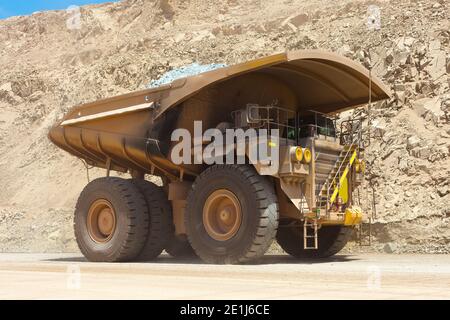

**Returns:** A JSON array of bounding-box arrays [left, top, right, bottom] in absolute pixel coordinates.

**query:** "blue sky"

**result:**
[[0, 1, 117, 19]]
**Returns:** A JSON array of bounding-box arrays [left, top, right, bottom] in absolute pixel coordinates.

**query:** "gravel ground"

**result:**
[[0, 253, 449, 299]]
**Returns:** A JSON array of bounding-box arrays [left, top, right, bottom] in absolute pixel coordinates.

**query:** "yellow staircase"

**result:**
[[317, 144, 359, 211], [305, 116, 365, 249]]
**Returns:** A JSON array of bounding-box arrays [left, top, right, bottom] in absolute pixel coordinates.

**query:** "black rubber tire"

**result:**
[[74, 177, 149, 262], [276, 223, 354, 259], [185, 165, 279, 264], [131, 179, 172, 261], [165, 234, 197, 258]]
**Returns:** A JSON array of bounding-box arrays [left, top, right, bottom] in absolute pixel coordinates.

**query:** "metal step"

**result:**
[[303, 219, 318, 250]]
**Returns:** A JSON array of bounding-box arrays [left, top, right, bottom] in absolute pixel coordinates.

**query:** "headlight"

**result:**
[[291, 147, 303, 162], [302, 148, 312, 164]]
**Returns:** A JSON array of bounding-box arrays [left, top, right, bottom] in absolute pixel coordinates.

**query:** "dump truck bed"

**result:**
[[48, 50, 390, 178]]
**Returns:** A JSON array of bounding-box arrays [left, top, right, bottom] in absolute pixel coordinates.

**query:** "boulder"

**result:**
[[383, 242, 398, 253], [437, 186, 449, 197], [281, 13, 309, 28], [396, 36, 415, 51], [410, 146, 431, 159], [412, 97, 444, 124], [290, 14, 309, 27], [371, 118, 387, 136], [406, 135, 421, 150], [425, 50, 446, 81]]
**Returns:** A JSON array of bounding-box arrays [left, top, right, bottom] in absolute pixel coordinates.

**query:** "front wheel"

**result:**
[[185, 165, 279, 264]]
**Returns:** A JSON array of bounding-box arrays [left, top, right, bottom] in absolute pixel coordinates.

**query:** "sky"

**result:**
[[0, 0, 117, 19]]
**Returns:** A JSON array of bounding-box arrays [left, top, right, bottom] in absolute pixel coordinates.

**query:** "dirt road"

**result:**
[[0, 253, 448, 299]]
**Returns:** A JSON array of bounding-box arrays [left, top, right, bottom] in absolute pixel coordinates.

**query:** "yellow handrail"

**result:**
[[329, 149, 357, 205]]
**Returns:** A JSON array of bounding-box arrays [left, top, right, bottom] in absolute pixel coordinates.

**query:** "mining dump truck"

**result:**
[[48, 50, 390, 264]]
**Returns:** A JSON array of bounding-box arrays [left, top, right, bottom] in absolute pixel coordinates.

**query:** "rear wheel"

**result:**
[[131, 179, 172, 261], [276, 223, 354, 258], [185, 165, 279, 264], [74, 177, 149, 262]]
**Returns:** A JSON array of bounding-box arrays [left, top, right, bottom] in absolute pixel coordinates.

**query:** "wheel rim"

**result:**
[[87, 199, 116, 243], [203, 189, 242, 241]]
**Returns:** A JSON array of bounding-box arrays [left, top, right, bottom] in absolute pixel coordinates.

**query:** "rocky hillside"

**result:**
[[0, 0, 448, 253]]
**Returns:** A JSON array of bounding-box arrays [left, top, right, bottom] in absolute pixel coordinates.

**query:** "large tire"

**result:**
[[185, 165, 279, 264], [131, 179, 172, 261], [276, 223, 354, 258], [74, 177, 149, 262]]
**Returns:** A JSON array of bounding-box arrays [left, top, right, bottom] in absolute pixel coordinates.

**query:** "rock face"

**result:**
[[0, 0, 448, 253]]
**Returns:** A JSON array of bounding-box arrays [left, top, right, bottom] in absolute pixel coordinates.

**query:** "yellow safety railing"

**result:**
[[328, 149, 358, 205]]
